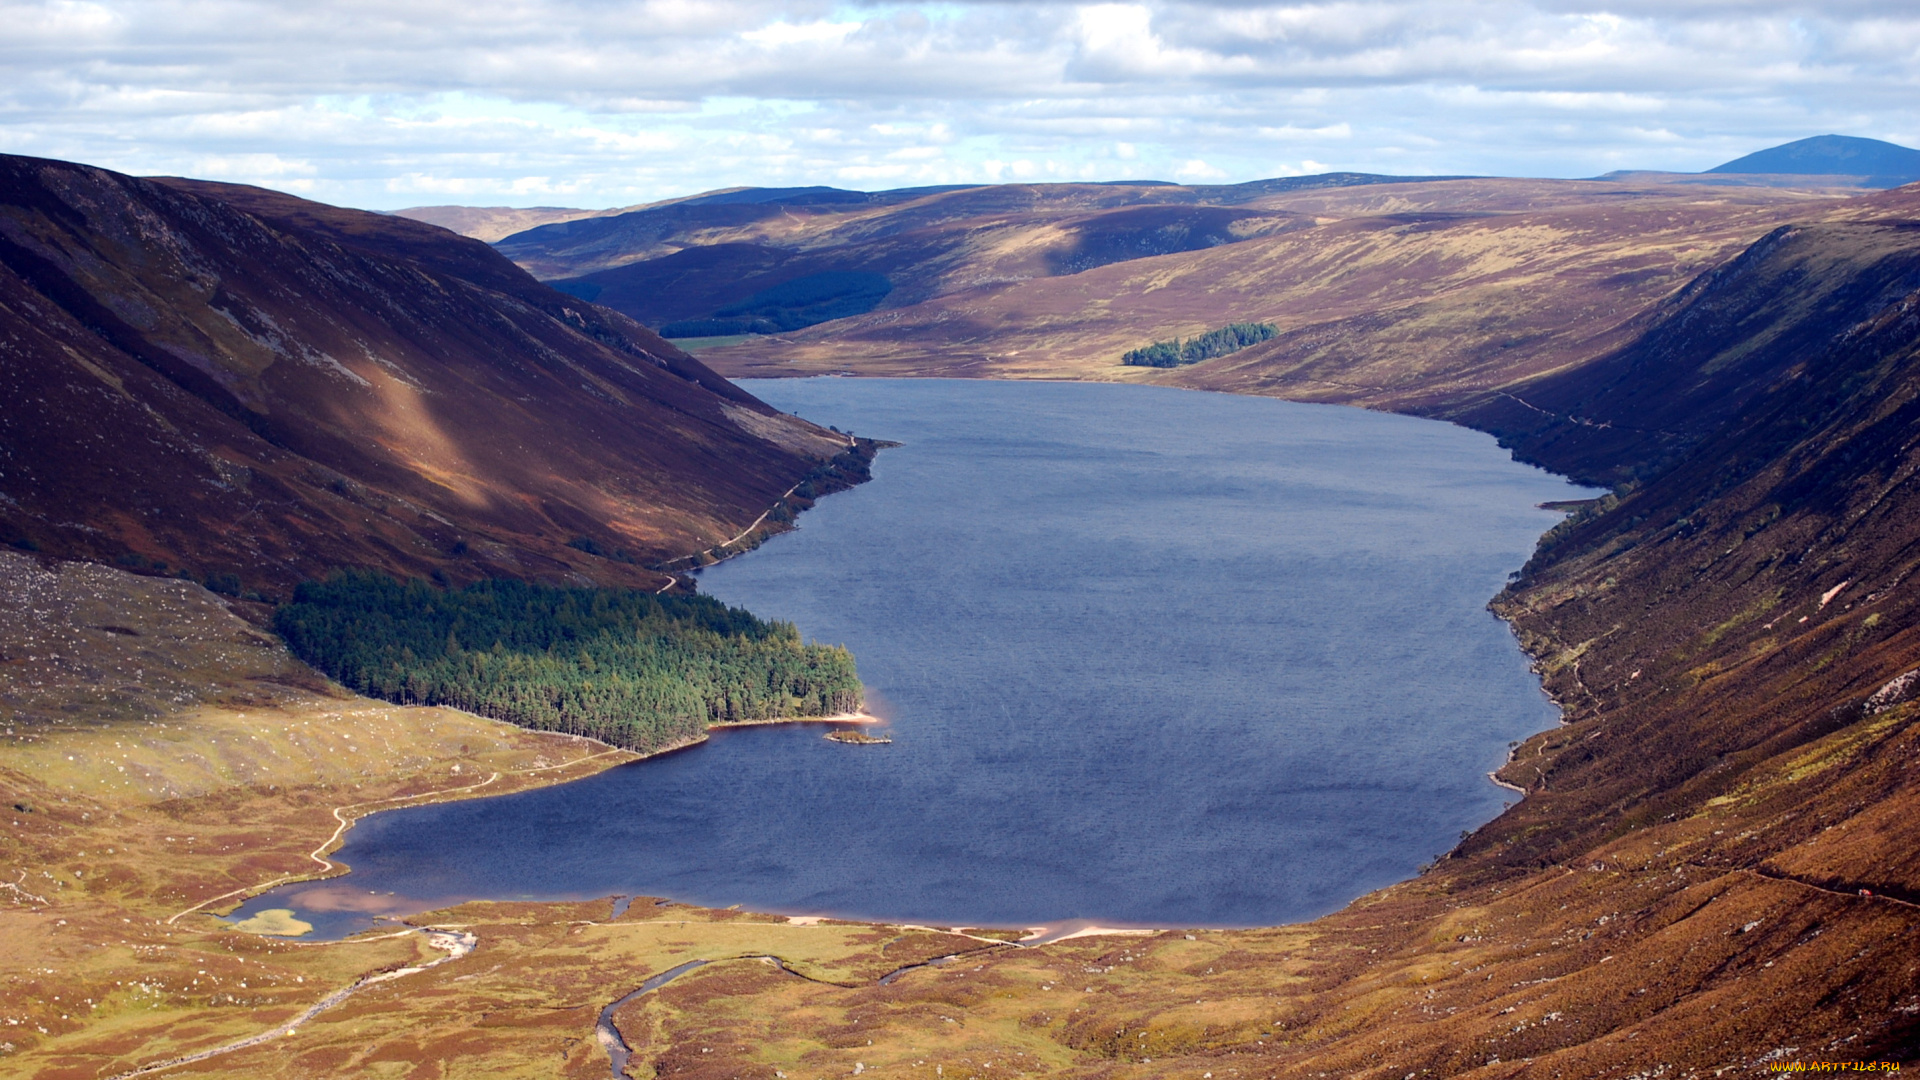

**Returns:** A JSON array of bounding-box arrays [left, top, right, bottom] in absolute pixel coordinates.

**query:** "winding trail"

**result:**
[[167, 746, 629, 925], [719, 480, 805, 551], [1737, 865, 1920, 911], [2, 869, 48, 906], [103, 929, 477, 1080]]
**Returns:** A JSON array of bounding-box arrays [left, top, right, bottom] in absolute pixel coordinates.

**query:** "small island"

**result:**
[[824, 729, 892, 745]]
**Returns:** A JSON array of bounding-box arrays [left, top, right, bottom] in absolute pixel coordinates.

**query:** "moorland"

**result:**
[[4, 139, 1920, 1077]]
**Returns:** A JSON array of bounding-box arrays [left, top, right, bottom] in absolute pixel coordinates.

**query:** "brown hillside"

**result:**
[[0, 155, 850, 598], [493, 174, 1458, 279], [494, 175, 1488, 333], [389, 204, 619, 243], [557, 203, 1314, 332], [698, 178, 1836, 393]]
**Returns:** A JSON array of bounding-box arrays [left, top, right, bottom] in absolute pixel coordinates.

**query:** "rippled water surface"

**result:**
[[238, 379, 1593, 937]]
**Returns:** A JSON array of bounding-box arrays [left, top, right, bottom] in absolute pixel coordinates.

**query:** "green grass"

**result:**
[[667, 334, 758, 351]]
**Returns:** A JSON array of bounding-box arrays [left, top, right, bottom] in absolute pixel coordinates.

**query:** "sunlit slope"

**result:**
[[698, 178, 1834, 399], [390, 204, 621, 243], [0, 154, 847, 597], [507, 183, 1333, 334]]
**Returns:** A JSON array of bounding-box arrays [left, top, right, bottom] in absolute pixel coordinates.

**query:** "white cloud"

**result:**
[[1174, 157, 1228, 179], [741, 19, 862, 47], [0, 0, 1913, 207]]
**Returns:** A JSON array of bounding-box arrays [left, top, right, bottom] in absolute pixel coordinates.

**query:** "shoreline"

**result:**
[[209, 710, 888, 930], [190, 729, 640, 921], [709, 711, 883, 729], [609, 710, 886, 762]]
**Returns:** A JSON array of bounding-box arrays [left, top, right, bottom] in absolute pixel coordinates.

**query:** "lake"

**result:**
[[234, 379, 1593, 937]]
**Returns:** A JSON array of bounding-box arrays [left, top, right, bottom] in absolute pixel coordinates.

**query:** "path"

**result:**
[[103, 929, 476, 1079], [167, 745, 628, 925]]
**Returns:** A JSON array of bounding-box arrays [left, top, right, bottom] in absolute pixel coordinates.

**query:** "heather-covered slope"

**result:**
[[549, 202, 1315, 336], [1459, 199, 1920, 877], [389, 204, 616, 243], [496, 173, 1458, 277], [698, 177, 1833, 393], [495, 174, 1480, 335], [0, 155, 851, 597], [1449, 193, 1920, 484]]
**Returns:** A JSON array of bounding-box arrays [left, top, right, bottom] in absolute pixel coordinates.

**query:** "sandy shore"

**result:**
[[710, 711, 884, 729], [1018, 920, 1162, 945]]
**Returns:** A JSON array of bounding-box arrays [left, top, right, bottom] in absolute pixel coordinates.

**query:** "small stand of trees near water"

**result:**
[[275, 572, 863, 753], [1122, 322, 1278, 368]]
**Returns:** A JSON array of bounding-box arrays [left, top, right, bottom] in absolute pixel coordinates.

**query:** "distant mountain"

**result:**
[[1707, 134, 1920, 187], [0, 154, 853, 597], [391, 204, 618, 242], [673, 184, 979, 208]]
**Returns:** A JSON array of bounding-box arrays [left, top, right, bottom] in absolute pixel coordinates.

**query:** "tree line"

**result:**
[[275, 571, 863, 753], [1122, 322, 1278, 367]]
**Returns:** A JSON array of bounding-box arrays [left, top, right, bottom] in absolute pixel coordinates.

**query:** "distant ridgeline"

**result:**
[[276, 572, 863, 753], [1122, 323, 1277, 368]]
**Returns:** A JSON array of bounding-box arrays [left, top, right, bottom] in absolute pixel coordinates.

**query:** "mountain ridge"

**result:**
[[0, 154, 851, 598]]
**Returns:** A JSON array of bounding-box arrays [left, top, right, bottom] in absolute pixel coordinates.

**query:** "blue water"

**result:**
[[235, 379, 1593, 937]]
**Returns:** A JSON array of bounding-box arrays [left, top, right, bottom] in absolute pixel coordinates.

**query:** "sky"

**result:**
[[2, 0, 1916, 210]]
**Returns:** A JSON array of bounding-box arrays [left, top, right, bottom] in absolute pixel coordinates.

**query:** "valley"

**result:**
[[4, 147, 1920, 1079]]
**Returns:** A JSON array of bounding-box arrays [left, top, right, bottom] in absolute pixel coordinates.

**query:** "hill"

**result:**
[[387, 204, 618, 243], [695, 176, 1836, 394], [1708, 134, 1920, 187], [0, 154, 855, 598], [489, 173, 1467, 335]]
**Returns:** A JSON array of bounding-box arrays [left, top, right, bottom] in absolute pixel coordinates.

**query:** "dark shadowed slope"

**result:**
[[1449, 195, 1920, 485], [0, 155, 851, 597]]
